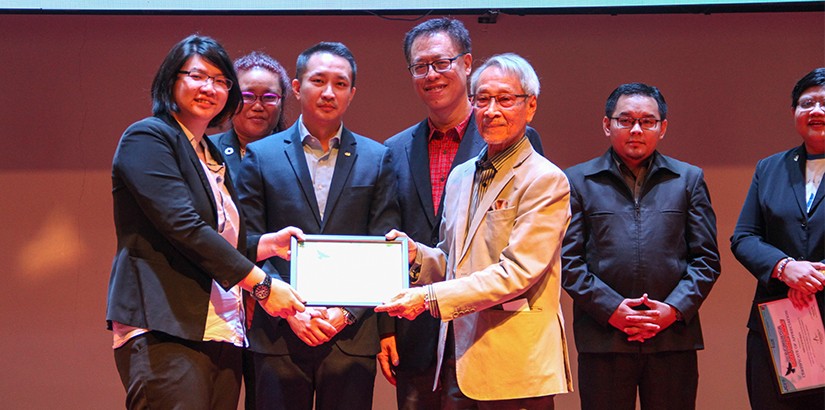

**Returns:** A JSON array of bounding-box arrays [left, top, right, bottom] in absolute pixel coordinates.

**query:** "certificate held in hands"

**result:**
[[758, 297, 825, 395], [290, 235, 409, 307]]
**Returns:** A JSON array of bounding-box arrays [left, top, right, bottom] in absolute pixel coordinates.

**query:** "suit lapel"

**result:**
[[457, 142, 531, 261], [452, 164, 475, 265], [205, 135, 245, 247], [179, 126, 219, 224], [455, 119, 486, 167], [284, 125, 323, 227], [435, 117, 484, 219], [811, 180, 825, 215], [322, 127, 357, 230], [408, 121, 437, 224], [797, 146, 825, 215], [788, 147, 808, 215], [214, 130, 243, 183]]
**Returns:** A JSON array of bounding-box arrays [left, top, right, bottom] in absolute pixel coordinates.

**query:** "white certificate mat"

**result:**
[[290, 235, 409, 306], [758, 297, 825, 395]]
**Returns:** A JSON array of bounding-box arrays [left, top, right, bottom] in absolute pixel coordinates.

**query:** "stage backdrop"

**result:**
[[0, 10, 822, 409]]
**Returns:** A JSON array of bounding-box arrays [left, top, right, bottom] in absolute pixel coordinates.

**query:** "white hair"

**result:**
[[470, 53, 540, 97]]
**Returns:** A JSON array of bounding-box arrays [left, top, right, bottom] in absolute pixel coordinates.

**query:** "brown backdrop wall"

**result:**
[[0, 10, 822, 409]]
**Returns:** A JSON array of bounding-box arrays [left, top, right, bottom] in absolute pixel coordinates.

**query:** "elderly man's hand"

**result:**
[[375, 287, 428, 320]]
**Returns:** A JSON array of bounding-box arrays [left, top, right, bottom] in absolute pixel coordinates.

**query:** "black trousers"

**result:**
[[578, 350, 698, 410], [395, 365, 441, 410], [746, 330, 825, 410], [242, 348, 256, 409], [113, 331, 243, 410], [252, 344, 376, 410]]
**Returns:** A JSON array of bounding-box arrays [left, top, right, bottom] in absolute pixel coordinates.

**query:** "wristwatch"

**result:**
[[252, 275, 272, 301], [340, 308, 357, 325]]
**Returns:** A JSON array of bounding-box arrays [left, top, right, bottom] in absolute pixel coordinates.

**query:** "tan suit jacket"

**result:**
[[414, 139, 574, 401]]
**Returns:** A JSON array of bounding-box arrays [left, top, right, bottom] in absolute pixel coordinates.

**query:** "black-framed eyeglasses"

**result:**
[[610, 116, 661, 130], [178, 70, 233, 90], [408, 53, 467, 78], [242, 92, 282, 106], [470, 93, 530, 109]]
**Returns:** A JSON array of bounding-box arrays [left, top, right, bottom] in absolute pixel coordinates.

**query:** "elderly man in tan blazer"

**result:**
[[377, 53, 573, 409]]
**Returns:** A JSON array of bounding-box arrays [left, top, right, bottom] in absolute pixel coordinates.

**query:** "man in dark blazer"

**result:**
[[380, 18, 543, 409], [237, 42, 400, 410], [561, 83, 720, 410]]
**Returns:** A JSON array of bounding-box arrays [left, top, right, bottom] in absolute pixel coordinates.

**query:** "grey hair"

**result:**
[[470, 53, 540, 97]]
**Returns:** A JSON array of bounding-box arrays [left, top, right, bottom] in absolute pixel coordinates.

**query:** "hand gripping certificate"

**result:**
[[290, 235, 409, 306], [758, 297, 825, 395]]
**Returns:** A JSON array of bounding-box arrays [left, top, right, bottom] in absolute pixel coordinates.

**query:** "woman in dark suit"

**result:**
[[209, 51, 290, 182], [731, 67, 825, 410], [106, 34, 306, 409], [207, 48, 292, 410]]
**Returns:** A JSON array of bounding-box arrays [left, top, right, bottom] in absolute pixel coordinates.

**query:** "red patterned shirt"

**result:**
[[428, 112, 472, 214]]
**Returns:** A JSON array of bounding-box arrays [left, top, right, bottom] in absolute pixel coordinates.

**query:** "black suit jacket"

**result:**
[[238, 122, 401, 356], [383, 116, 544, 371], [208, 129, 243, 182], [562, 149, 720, 353], [731, 145, 825, 332], [106, 116, 258, 341]]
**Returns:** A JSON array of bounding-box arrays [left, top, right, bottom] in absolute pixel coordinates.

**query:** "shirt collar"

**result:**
[[476, 135, 528, 173], [610, 148, 654, 180], [177, 119, 222, 169], [176, 119, 199, 151], [427, 110, 472, 142], [298, 115, 342, 150]]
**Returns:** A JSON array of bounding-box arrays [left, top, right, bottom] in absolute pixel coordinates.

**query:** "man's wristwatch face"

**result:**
[[252, 275, 271, 300], [342, 309, 356, 325]]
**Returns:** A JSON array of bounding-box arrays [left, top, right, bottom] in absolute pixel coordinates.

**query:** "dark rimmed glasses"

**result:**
[[408, 53, 467, 78], [178, 69, 233, 90], [241, 92, 282, 106], [610, 116, 661, 130], [471, 93, 530, 109]]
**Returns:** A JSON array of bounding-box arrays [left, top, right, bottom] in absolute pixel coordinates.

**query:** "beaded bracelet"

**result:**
[[776, 257, 795, 281]]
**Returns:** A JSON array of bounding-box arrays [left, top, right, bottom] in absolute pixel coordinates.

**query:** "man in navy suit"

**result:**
[[237, 42, 400, 410], [380, 18, 543, 409]]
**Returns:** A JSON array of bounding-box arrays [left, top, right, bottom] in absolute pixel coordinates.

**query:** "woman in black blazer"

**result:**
[[731, 68, 825, 410], [208, 51, 291, 183], [106, 35, 306, 409]]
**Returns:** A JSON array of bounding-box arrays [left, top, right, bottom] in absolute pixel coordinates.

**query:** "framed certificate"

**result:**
[[758, 297, 825, 395], [290, 234, 409, 306]]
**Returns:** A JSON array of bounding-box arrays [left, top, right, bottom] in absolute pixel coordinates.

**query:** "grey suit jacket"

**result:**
[[415, 138, 573, 400], [383, 116, 544, 371]]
